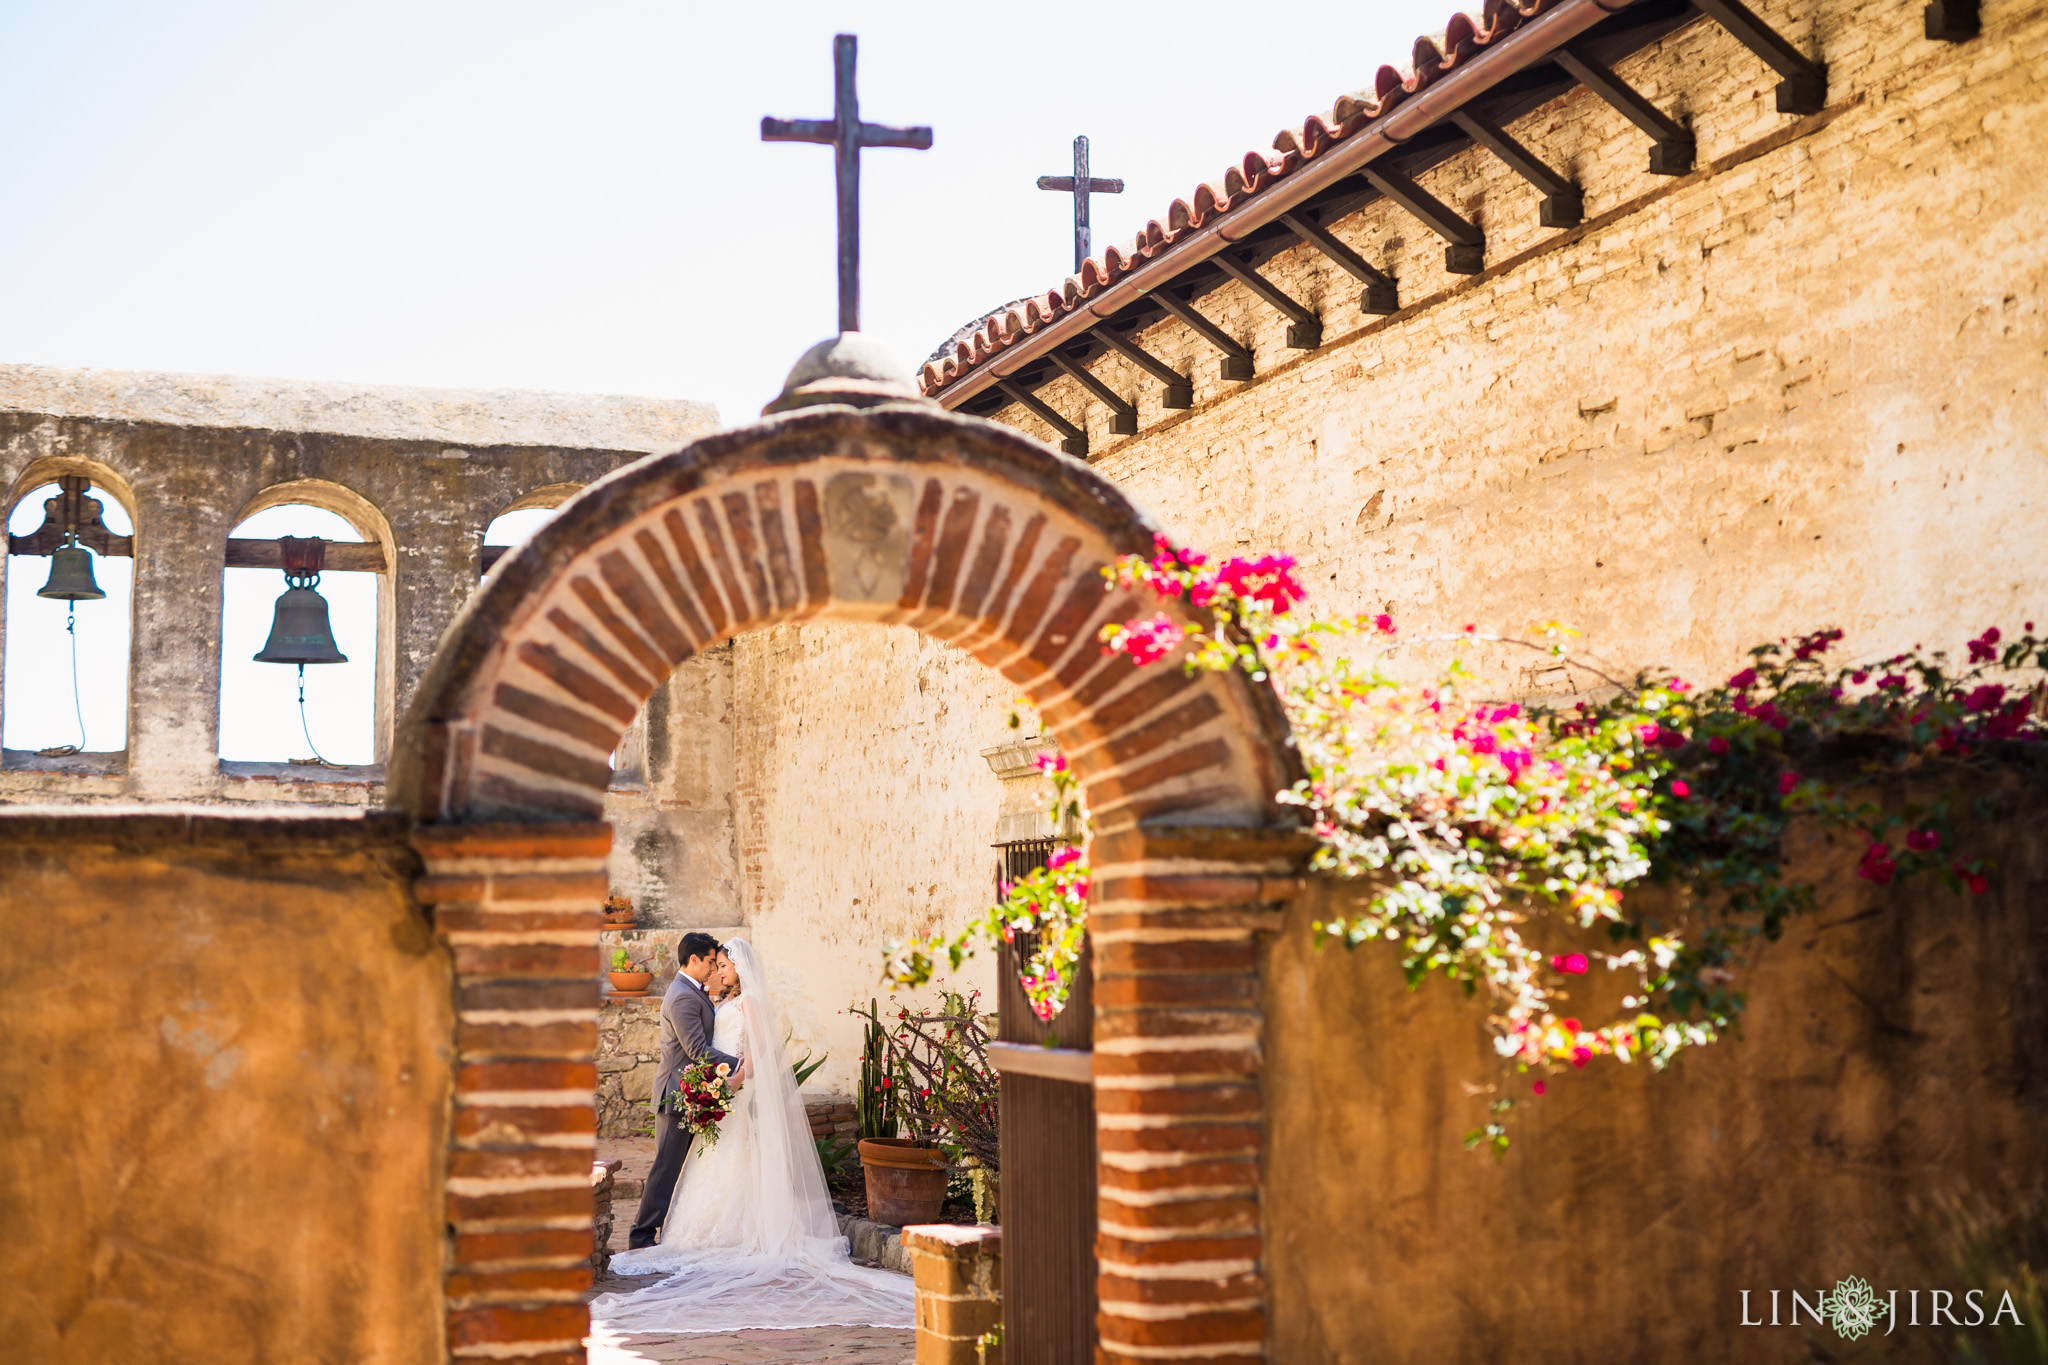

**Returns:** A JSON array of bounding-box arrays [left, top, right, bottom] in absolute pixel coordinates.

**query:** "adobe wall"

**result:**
[[1259, 801, 2048, 1363], [0, 808, 451, 1365]]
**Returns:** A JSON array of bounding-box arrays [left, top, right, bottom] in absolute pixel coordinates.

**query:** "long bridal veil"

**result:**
[[590, 937, 915, 1334]]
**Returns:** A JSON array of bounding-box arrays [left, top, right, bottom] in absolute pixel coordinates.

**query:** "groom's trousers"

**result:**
[[628, 1104, 694, 1248]]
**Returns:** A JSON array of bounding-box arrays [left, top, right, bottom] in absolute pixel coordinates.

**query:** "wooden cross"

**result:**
[[1037, 135, 1124, 274], [762, 34, 932, 335]]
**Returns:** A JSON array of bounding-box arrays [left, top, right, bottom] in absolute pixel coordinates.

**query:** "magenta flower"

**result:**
[[1728, 668, 1758, 690], [1571, 1046, 1593, 1069], [1109, 613, 1185, 666], [1708, 736, 1730, 756], [1669, 780, 1691, 799], [1963, 684, 2007, 713], [1034, 752, 1069, 774], [1905, 828, 1940, 852], [1047, 845, 1084, 870], [1531, 1080, 1547, 1096], [1550, 953, 1589, 975], [1373, 613, 1396, 634], [1968, 627, 2002, 664], [1777, 772, 1800, 795], [1856, 842, 1897, 885]]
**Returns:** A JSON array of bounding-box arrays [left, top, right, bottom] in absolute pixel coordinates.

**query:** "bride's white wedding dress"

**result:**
[[593, 938, 914, 1334]]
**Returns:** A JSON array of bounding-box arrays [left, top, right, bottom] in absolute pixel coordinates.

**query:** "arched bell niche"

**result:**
[[392, 399, 1303, 1365]]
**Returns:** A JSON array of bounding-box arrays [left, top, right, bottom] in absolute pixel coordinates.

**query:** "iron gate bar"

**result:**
[[1361, 166, 1486, 274], [1210, 253, 1323, 350], [1554, 41, 1696, 174], [1278, 210, 1399, 315], [1046, 350, 1139, 435], [1691, 0, 1827, 114], [1448, 109, 1585, 227], [1150, 289, 1255, 381], [1090, 327, 1195, 408], [995, 379, 1088, 457], [1924, 0, 1979, 41]]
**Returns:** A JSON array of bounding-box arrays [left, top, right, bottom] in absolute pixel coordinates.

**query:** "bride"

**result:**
[[594, 937, 915, 1333]]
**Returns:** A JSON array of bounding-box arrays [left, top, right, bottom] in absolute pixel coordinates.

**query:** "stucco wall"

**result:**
[[731, 621, 1012, 1097], [1260, 803, 2048, 1363], [0, 809, 451, 1365]]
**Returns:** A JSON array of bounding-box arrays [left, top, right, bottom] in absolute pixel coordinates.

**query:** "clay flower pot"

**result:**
[[608, 970, 653, 994], [604, 909, 638, 926], [857, 1138, 949, 1226]]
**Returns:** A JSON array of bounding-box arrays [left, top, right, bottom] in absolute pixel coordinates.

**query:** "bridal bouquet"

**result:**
[[674, 1058, 736, 1148]]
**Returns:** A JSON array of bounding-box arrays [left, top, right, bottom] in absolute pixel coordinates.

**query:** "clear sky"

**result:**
[[0, 0, 1421, 758]]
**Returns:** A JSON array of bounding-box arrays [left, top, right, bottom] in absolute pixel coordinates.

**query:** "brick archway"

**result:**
[[393, 403, 1300, 1365]]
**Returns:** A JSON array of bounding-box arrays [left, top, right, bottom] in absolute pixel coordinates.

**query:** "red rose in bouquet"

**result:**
[[675, 1057, 737, 1148]]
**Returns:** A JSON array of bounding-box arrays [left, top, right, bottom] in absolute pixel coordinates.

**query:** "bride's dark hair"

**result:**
[[713, 947, 743, 1002]]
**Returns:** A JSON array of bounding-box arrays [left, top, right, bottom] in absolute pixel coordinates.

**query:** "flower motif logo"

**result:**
[[1824, 1276, 1886, 1341]]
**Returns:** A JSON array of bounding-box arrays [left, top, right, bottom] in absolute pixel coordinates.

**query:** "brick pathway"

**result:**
[[589, 1139, 915, 1365]]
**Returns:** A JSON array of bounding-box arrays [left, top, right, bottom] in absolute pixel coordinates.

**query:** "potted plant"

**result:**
[[603, 893, 638, 927], [607, 946, 653, 996], [850, 994, 996, 1226]]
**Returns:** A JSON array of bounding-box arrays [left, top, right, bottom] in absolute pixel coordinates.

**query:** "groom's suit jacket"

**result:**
[[653, 972, 741, 1113]]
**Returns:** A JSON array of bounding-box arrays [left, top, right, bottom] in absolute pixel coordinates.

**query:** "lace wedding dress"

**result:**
[[593, 938, 914, 1333]]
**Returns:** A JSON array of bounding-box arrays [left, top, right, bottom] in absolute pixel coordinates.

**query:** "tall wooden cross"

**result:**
[[1037, 135, 1124, 273], [762, 34, 932, 335]]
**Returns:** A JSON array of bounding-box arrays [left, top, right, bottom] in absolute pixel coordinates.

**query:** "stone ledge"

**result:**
[[837, 1211, 913, 1275]]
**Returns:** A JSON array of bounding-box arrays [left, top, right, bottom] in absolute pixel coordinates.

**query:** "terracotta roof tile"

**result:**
[[919, 0, 1565, 398]]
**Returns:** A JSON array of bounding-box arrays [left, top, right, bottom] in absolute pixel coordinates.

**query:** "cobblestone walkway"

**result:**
[[588, 1139, 915, 1365]]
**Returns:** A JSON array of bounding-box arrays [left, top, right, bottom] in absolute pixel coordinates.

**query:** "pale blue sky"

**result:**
[[0, 0, 1420, 757]]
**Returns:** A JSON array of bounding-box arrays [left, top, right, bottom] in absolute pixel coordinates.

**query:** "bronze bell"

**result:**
[[253, 535, 347, 666], [38, 543, 106, 601]]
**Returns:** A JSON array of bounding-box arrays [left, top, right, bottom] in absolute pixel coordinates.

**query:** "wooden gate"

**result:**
[[994, 926, 1097, 1362]]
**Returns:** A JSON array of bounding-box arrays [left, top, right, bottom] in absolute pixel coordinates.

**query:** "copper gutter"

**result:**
[[939, 0, 1642, 411]]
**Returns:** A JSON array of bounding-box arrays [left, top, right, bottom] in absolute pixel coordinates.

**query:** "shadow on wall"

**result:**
[[1261, 798, 2048, 1365]]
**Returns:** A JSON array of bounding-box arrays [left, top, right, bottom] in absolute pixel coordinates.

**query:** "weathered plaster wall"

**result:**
[[1259, 797, 2048, 1363], [990, 0, 2048, 684], [731, 621, 1013, 1097], [0, 808, 450, 1365]]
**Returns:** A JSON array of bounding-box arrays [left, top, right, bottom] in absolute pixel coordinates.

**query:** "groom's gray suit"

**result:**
[[629, 970, 742, 1248]]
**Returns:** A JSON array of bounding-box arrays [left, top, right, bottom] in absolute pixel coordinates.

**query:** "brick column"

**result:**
[[1088, 826, 1305, 1365], [905, 1224, 1003, 1365], [414, 823, 611, 1365]]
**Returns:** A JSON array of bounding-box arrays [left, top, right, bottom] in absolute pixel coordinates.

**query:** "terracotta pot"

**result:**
[[607, 970, 653, 993], [857, 1138, 948, 1226], [604, 910, 637, 926]]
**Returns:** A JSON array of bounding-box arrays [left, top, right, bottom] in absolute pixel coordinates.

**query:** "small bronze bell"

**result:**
[[253, 536, 347, 665], [38, 542, 107, 601]]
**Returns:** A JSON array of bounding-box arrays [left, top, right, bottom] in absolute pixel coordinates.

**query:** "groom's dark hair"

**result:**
[[678, 931, 721, 966]]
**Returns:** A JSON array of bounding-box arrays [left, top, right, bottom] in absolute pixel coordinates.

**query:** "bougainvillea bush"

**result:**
[[886, 531, 2048, 1149]]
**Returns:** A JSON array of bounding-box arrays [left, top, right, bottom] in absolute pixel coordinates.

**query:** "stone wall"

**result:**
[[988, 0, 2048, 685], [0, 807, 450, 1364], [1259, 796, 2048, 1363]]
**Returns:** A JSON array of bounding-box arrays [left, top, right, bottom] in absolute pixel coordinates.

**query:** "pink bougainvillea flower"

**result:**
[[1046, 845, 1084, 870], [1531, 1080, 1547, 1096], [1728, 667, 1758, 690], [1708, 736, 1730, 756], [1850, 670, 1869, 685], [1214, 554, 1308, 615], [1669, 779, 1691, 799], [1955, 863, 1990, 895], [1638, 722, 1662, 744], [1905, 828, 1940, 852], [1963, 684, 2007, 713], [1778, 771, 1800, 795], [1462, 623, 1477, 634], [1856, 842, 1897, 885], [1105, 613, 1185, 666], [1499, 747, 1535, 781], [1968, 627, 2002, 664], [1034, 752, 1068, 774], [1373, 613, 1396, 634], [1878, 674, 1908, 692], [1561, 1018, 1581, 1034], [1550, 953, 1589, 975]]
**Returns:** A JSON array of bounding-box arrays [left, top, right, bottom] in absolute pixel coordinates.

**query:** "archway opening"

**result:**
[[2, 479, 134, 762]]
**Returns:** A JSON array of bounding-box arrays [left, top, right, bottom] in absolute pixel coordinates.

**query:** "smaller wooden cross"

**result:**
[[1037, 135, 1124, 274], [762, 34, 932, 335]]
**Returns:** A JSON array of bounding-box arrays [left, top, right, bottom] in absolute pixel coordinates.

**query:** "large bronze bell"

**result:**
[[253, 535, 347, 665], [38, 543, 106, 601]]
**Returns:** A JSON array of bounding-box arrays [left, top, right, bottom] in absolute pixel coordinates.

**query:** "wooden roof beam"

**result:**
[[1449, 110, 1583, 227], [1091, 327, 1194, 409], [1693, 0, 1827, 113], [1362, 167, 1485, 275], [225, 538, 388, 572], [1554, 42, 1695, 175], [1211, 253, 1322, 350], [1279, 210, 1398, 316], [1152, 290, 1254, 381], [995, 378, 1089, 457], [1046, 350, 1139, 436]]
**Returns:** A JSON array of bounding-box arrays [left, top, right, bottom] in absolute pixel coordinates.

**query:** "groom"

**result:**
[[628, 931, 746, 1249]]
